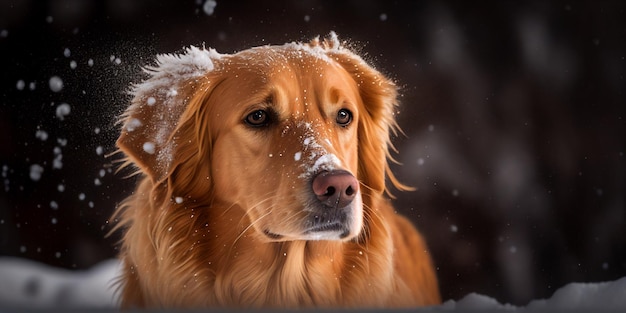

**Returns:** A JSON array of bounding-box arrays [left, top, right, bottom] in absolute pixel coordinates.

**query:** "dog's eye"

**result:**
[[245, 110, 270, 127], [336, 109, 353, 126]]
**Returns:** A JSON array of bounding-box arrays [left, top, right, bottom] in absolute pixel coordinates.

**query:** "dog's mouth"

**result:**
[[305, 222, 351, 239], [306, 222, 345, 233], [263, 225, 351, 241], [262, 211, 354, 242]]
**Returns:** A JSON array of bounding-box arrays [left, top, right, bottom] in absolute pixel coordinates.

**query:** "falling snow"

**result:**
[[29, 164, 44, 181], [109, 55, 121, 65], [125, 118, 142, 132], [49, 76, 63, 92], [35, 130, 49, 141], [55, 103, 71, 120], [16, 80, 25, 90], [142, 142, 156, 155], [203, 0, 217, 16], [52, 147, 63, 169]]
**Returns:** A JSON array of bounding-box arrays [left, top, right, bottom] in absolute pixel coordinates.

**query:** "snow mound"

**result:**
[[527, 277, 626, 310], [441, 276, 626, 310]]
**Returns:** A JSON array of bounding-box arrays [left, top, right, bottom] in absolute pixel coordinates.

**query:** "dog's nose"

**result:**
[[312, 170, 359, 209]]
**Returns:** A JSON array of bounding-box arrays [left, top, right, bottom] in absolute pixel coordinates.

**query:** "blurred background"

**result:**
[[0, 0, 623, 306]]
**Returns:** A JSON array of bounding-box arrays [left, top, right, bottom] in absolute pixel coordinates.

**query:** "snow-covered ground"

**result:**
[[0, 257, 624, 310], [0, 257, 120, 309]]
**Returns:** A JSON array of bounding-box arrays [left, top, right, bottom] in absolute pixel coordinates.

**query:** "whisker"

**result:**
[[359, 199, 384, 244], [359, 181, 376, 194], [220, 202, 238, 218], [231, 209, 273, 247], [234, 195, 275, 226]]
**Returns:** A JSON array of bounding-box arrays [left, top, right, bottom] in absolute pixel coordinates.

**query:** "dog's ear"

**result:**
[[316, 33, 410, 195], [117, 46, 221, 183]]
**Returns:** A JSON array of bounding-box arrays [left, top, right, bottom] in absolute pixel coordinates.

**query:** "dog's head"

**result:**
[[117, 33, 404, 242]]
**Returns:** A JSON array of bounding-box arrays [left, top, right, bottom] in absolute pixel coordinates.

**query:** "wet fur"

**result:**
[[112, 34, 440, 308]]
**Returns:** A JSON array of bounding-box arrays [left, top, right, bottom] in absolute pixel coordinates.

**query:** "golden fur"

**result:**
[[112, 33, 440, 308]]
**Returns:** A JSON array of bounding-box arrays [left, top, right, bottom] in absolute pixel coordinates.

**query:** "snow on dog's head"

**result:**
[[117, 46, 222, 179], [296, 121, 342, 180]]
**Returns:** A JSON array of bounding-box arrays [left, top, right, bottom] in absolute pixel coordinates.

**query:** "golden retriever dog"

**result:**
[[112, 32, 440, 308]]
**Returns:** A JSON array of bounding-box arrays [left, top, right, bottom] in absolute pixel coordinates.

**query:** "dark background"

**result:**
[[0, 0, 624, 306]]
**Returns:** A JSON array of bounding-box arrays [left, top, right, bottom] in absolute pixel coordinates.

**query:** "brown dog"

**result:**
[[112, 33, 440, 308]]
